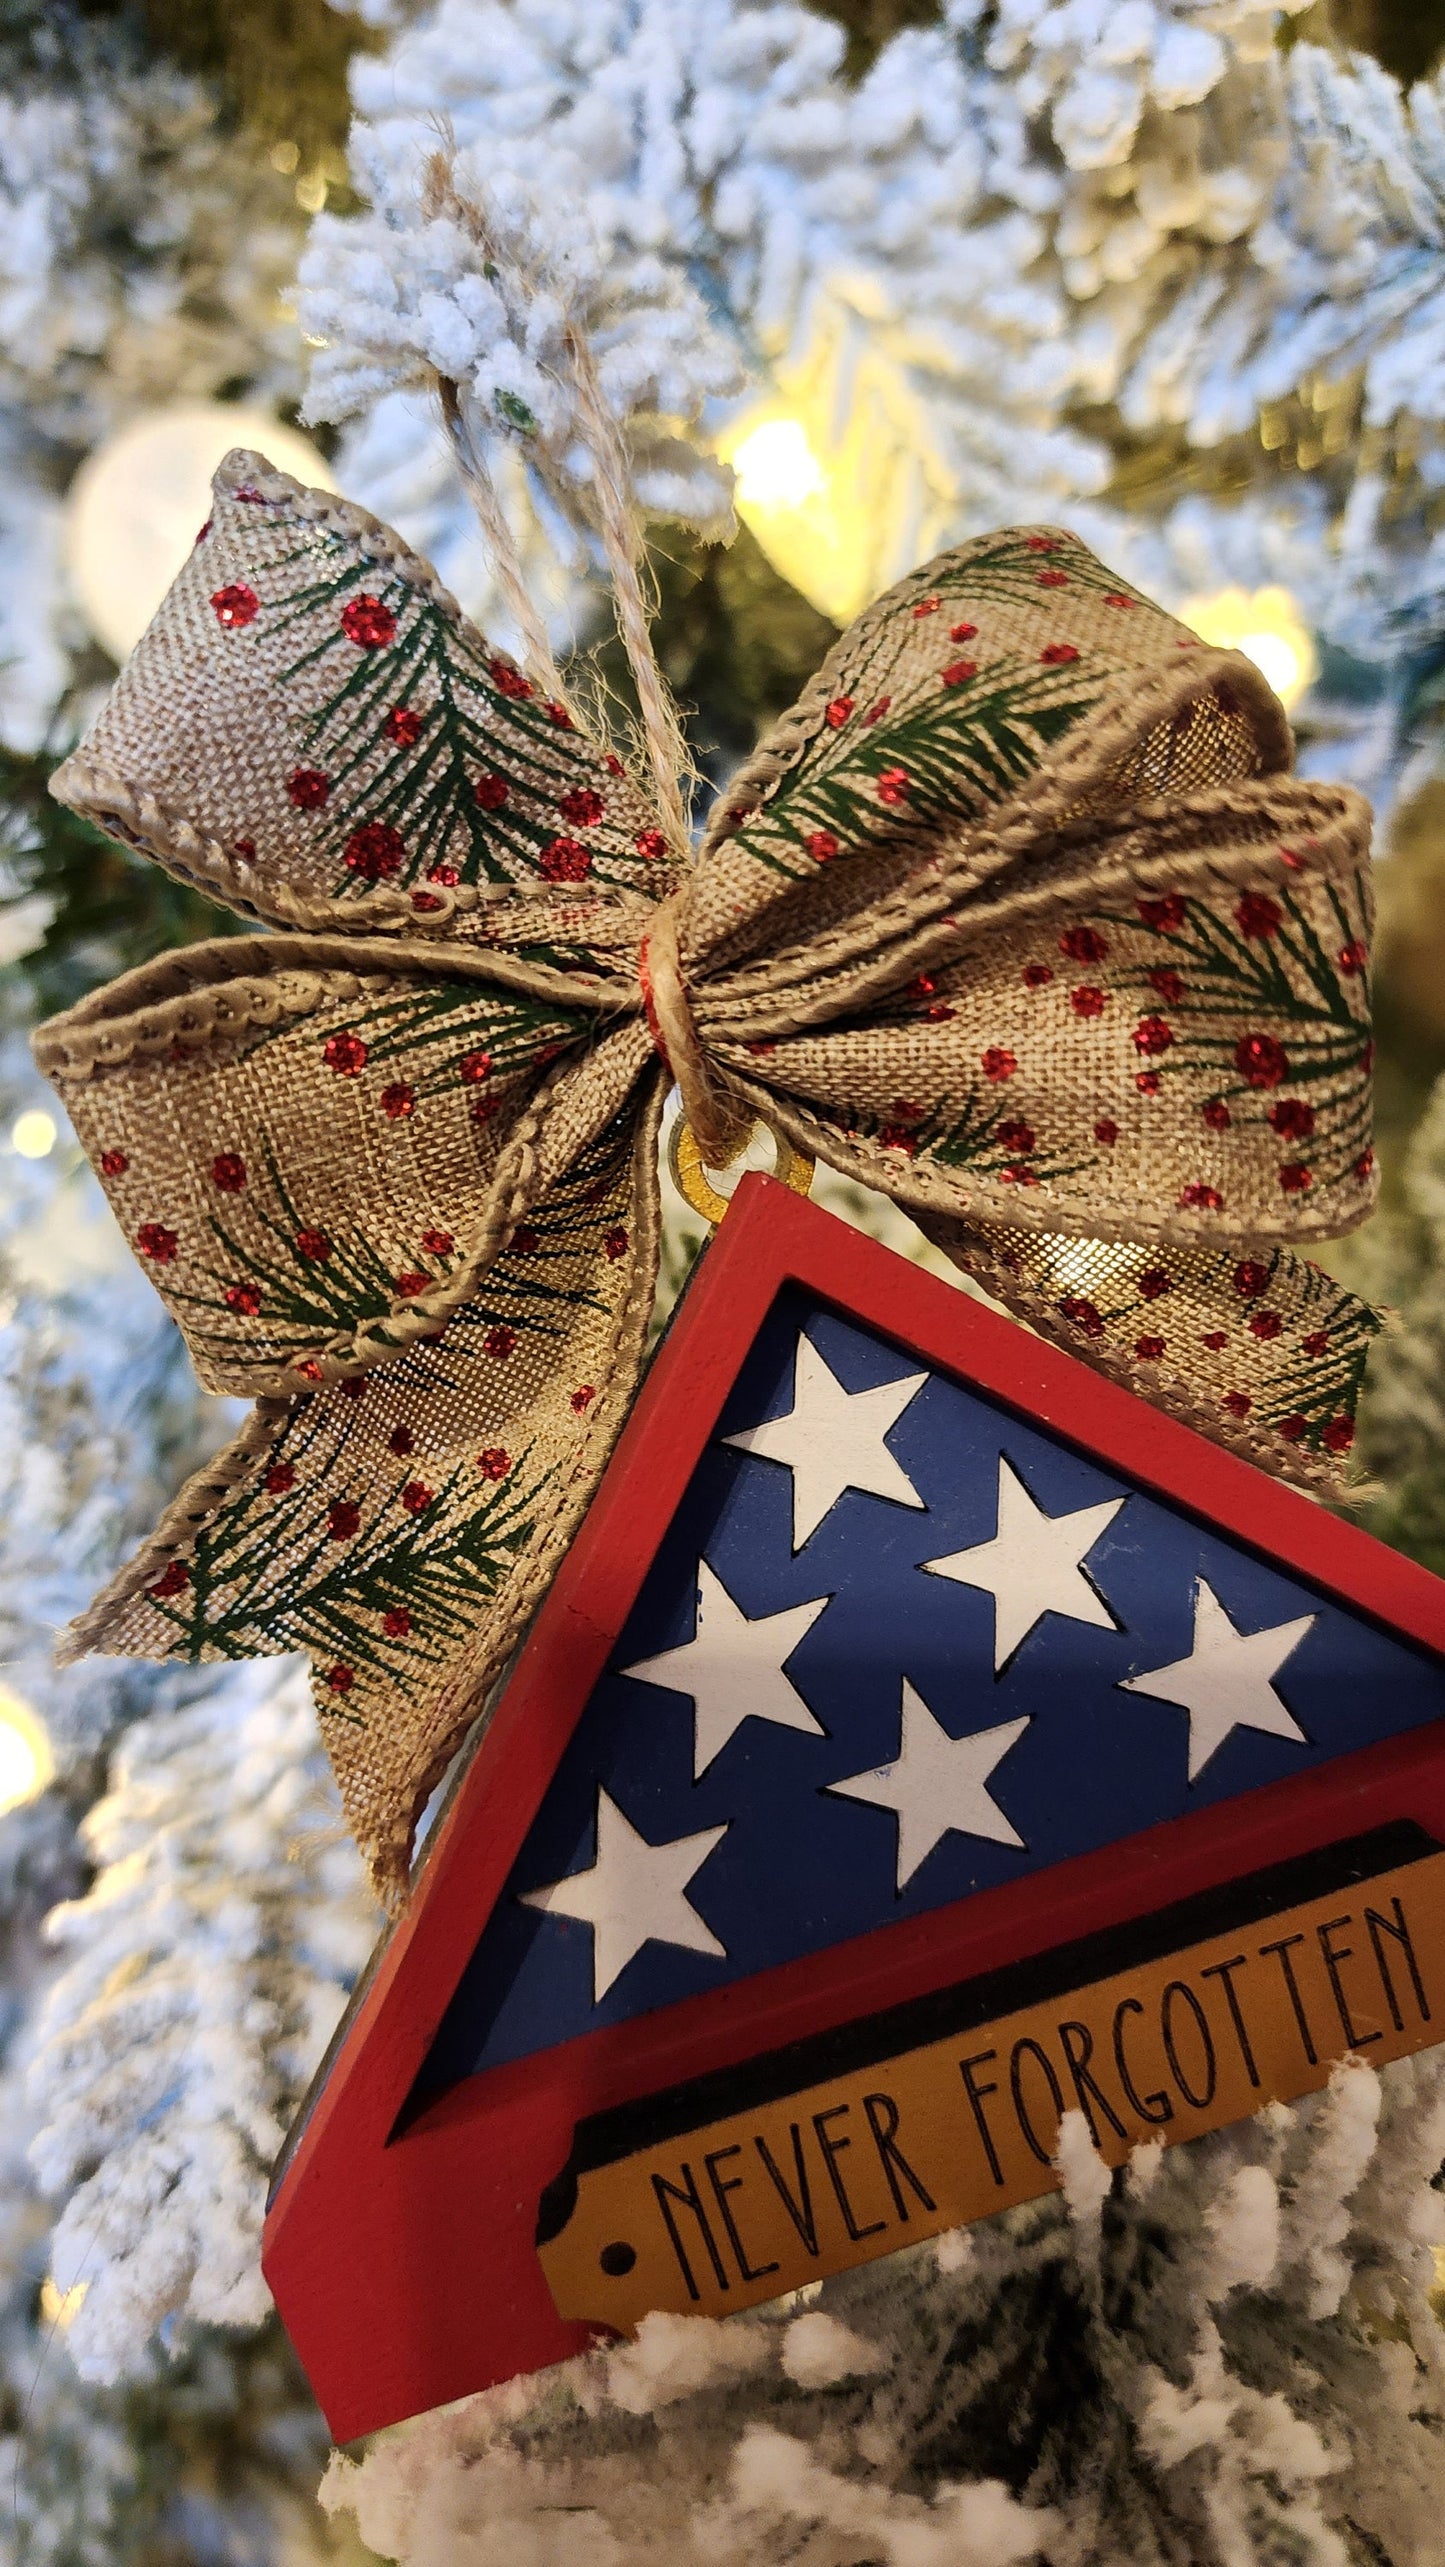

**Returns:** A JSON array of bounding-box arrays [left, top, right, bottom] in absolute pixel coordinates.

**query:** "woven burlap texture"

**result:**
[[35, 450, 1380, 1904]]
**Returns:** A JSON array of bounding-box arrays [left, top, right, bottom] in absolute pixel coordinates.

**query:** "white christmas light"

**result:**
[[0, 1685, 53, 1817], [730, 416, 826, 509], [1180, 584, 1317, 711], [64, 401, 337, 663], [10, 1109, 56, 1158]]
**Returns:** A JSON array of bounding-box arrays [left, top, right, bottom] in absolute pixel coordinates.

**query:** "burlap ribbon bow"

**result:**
[[36, 450, 1381, 1904]]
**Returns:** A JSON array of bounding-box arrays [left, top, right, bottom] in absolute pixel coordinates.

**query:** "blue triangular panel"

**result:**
[[418, 1287, 1445, 2096]]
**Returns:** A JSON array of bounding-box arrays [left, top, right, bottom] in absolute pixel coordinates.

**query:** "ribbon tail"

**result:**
[[59, 1077, 666, 1912], [914, 1213, 1383, 1499]]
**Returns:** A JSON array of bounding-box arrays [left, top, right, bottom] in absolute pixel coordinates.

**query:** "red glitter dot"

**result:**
[[941, 659, 977, 687], [1235, 1032, 1288, 1088], [1338, 940, 1368, 975], [1202, 1098, 1231, 1130], [1233, 1260, 1269, 1299], [635, 829, 669, 861], [460, 1050, 492, 1085], [195, 519, 212, 544], [1138, 1268, 1172, 1300], [486, 1326, 516, 1358], [208, 1157, 247, 1202], [999, 1120, 1036, 1153], [1236, 892, 1282, 940], [287, 767, 330, 810], [1202, 1331, 1227, 1351], [421, 1228, 453, 1257], [1136, 1071, 1162, 1094], [1094, 1118, 1119, 1145], [605, 753, 625, 777], [413, 898, 444, 923], [328, 1500, 361, 1540], [395, 1272, 428, 1298], [477, 1448, 511, 1480], [340, 1376, 366, 1400], [381, 1082, 415, 1120], [344, 822, 404, 881], [1026, 536, 1058, 553], [1133, 1015, 1174, 1056], [571, 1384, 596, 1412], [604, 1226, 629, 1260], [1104, 593, 1136, 609], [510, 1226, 539, 1255], [876, 766, 911, 805], [545, 700, 574, 729], [1071, 986, 1106, 1018], [1278, 1415, 1308, 1442], [1147, 966, 1184, 1004], [1278, 1162, 1313, 1192], [879, 1124, 919, 1155], [1303, 1330, 1330, 1357], [265, 1462, 295, 1494], [1037, 570, 1069, 589], [225, 1282, 261, 1315], [326, 1664, 354, 1694], [1268, 1098, 1315, 1139], [1179, 1182, 1224, 1210], [211, 583, 258, 629], [341, 594, 396, 648], [1060, 927, 1107, 963], [1139, 895, 1186, 932], [863, 696, 891, 725], [233, 839, 256, 863], [401, 1480, 434, 1513], [1059, 1296, 1104, 1339], [136, 1222, 178, 1263], [806, 830, 839, 862], [981, 1047, 1017, 1080], [1023, 963, 1054, 989], [540, 836, 591, 882], [913, 595, 940, 617], [295, 1228, 331, 1263], [825, 696, 854, 728], [388, 1426, 414, 1457], [149, 1560, 191, 1598], [474, 772, 509, 810], [559, 786, 604, 827], [1222, 1391, 1252, 1419], [1354, 1149, 1375, 1181], [385, 705, 423, 747], [295, 1359, 323, 1382], [99, 1148, 129, 1178], [323, 1032, 368, 1077], [950, 621, 977, 642], [428, 862, 459, 886], [1323, 1416, 1355, 1454], [1041, 642, 1080, 664], [491, 660, 531, 699], [1249, 1310, 1283, 1340], [384, 1608, 412, 1638], [1135, 1335, 1165, 1360]]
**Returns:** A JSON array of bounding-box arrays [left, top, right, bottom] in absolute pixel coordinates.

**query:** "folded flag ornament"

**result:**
[[36, 444, 1384, 1905], [261, 1177, 1445, 2439]]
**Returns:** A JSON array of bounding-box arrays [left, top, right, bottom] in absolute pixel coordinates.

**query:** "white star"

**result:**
[[1119, 1580, 1315, 1781], [922, 1454, 1124, 1669], [519, 1789, 728, 2001], [825, 1682, 1028, 1890], [622, 1560, 829, 1776], [723, 1331, 928, 1548]]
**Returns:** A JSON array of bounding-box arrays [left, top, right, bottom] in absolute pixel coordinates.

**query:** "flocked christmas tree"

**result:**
[[10, 0, 1445, 2558]]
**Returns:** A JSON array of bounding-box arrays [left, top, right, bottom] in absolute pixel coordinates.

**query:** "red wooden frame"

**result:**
[[263, 1174, 1445, 2439]]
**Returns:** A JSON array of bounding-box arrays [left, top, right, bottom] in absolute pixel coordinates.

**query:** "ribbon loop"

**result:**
[[640, 896, 751, 1166]]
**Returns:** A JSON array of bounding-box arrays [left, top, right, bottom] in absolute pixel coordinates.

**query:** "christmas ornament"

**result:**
[[63, 402, 336, 663], [36, 446, 1382, 1907], [264, 1175, 1445, 2440]]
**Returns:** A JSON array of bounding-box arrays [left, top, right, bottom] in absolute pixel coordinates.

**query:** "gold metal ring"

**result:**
[[667, 1114, 815, 1226]]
